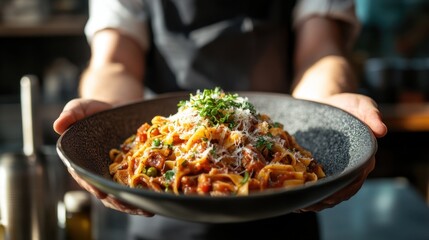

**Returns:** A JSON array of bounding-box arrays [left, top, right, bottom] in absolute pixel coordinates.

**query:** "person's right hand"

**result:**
[[53, 98, 113, 135], [54, 98, 154, 216]]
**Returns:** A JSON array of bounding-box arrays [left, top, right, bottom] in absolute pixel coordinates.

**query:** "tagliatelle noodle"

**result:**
[[109, 88, 326, 196]]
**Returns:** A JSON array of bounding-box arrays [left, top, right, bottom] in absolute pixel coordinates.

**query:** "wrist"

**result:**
[[292, 56, 357, 101], [80, 64, 144, 106]]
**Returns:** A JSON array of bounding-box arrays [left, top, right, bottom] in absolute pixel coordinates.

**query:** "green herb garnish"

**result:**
[[164, 170, 175, 182], [240, 171, 250, 185], [255, 136, 273, 151], [178, 87, 256, 127], [163, 170, 175, 192]]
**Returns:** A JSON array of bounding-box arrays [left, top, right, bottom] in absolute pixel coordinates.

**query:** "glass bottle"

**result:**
[[64, 190, 92, 240]]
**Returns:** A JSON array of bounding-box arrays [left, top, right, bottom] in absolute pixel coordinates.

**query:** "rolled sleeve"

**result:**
[[84, 0, 150, 51], [293, 0, 361, 46]]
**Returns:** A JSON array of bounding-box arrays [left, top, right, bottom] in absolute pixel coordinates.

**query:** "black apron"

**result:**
[[129, 1, 320, 239], [143, 0, 296, 94]]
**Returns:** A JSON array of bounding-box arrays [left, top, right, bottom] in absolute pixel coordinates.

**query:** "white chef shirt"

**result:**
[[84, 0, 360, 93], [85, 0, 360, 52]]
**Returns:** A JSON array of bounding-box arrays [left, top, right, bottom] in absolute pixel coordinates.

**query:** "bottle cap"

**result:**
[[64, 191, 91, 213]]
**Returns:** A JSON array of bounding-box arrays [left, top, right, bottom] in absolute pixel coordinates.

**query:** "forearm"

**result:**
[[79, 29, 146, 106], [291, 17, 358, 101], [79, 64, 144, 106], [292, 55, 357, 100]]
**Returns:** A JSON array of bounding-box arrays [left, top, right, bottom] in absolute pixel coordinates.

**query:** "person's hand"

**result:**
[[53, 98, 113, 135], [319, 93, 387, 138], [54, 98, 154, 216], [67, 167, 154, 216], [299, 92, 387, 212]]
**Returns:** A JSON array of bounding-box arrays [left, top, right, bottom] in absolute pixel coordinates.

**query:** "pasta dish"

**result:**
[[109, 88, 326, 196]]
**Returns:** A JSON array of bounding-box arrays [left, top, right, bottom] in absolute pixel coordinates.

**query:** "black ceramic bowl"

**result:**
[[56, 92, 377, 223]]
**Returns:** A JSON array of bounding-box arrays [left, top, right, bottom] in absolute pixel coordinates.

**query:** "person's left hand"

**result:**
[[299, 92, 387, 212], [319, 93, 387, 138]]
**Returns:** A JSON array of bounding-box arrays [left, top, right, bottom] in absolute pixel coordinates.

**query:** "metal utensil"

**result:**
[[0, 75, 47, 240]]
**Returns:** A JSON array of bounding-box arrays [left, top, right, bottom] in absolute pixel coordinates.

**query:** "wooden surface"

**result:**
[[0, 15, 87, 37], [380, 103, 429, 131]]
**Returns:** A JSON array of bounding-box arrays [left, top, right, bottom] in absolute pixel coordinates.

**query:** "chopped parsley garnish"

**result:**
[[163, 170, 175, 192], [164, 170, 175, 182], [255, 136, 273, 151], [178, 87, 256, 126]]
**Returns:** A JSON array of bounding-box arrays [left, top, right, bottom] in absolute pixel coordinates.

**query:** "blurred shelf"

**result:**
[[380, 103, 429, 132], [0, 15, 87, 37]]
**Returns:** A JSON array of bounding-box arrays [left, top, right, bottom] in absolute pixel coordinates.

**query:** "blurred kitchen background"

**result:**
[[0, 0, 89, 149], [0, 0, 428, 239], [352, 0, 429, 202]]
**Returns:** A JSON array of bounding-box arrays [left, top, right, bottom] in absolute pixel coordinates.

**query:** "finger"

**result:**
[[364, 108, 388, 138], [323, 93, 388, 138], [356, 97, 388, 138], [101, 196, 155, 217], [53, 110, 80, 134], [53, 99, 112, 134], [53, 99, 87, 134], [67, 168, 108, 199], [301, 157, 375, 212]]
